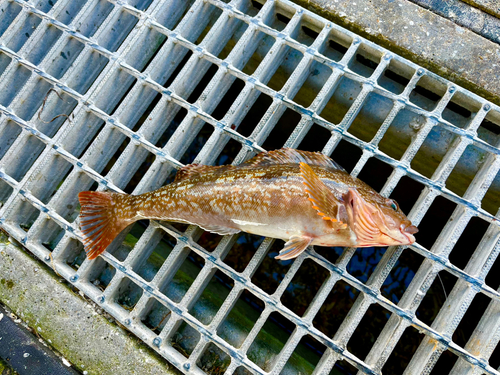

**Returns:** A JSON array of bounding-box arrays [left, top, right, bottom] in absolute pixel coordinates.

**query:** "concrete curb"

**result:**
[[0, 237, 180, 375], [292, 0, 500, 105], [461, 0, 500, 19], [0, 303, 80, 375]]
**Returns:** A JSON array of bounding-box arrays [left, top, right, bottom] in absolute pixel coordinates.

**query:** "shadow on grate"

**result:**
[[188, 269, 235, 326], [170, 320, 201, 358], [218, 289, 265, 349], [247, 311, 294, 372], [382, 326, 424, 374], [141, 297, 172, 335]]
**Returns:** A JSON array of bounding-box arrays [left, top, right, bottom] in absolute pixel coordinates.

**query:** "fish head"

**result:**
[[344, 189, 418, 247]]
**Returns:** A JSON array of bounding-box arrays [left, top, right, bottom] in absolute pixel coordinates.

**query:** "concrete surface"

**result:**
[[0, 303, 80, 375], [408, 0, 500, 44], [293, 0, 500, 105], [462, 0, 500, 19], [0, 234, 181, 375]]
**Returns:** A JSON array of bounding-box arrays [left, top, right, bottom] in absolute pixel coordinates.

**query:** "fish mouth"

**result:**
[[378, 224, 418, 246], [380, 230, 403, 244], [400, 224, 418, 244]]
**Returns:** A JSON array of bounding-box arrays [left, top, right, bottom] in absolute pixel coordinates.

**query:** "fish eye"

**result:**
[[386, 199, 398, 211]]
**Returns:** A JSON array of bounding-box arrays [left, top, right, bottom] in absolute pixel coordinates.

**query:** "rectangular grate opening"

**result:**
[[1, 0, 500, 374]]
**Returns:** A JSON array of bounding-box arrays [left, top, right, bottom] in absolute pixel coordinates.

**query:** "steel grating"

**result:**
[[0, 0, 500, 374]]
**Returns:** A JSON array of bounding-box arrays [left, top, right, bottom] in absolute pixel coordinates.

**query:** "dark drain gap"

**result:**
[[276, 12, 291, 26], [383, 69, 410, 87], [481, 119, 500, 135], [355, 53, 378, 71], [302, 25, 319, 40]]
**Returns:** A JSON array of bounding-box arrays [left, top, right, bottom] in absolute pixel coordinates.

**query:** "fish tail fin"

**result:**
[[78, 191, 135, 259]]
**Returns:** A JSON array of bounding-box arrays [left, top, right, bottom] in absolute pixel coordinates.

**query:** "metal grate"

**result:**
[[1, 0, 500, 374]]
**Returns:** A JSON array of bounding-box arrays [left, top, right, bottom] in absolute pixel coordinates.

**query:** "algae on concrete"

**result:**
[[0, 227, 333, 374], [0, 233, 181, 375], [0, 357, 19, 375]]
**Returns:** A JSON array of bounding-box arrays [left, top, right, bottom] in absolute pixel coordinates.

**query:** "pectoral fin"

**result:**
[[275, 235, 313, 260], [300, 162, 349, 228]]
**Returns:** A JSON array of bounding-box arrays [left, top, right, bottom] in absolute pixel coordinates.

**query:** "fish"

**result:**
[[78, 148, 418, 260]]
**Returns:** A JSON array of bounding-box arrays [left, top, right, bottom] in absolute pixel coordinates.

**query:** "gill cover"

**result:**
[[299, 161, 416, 246], [343, 188, 383, 244], [344, 189, 417, 246]]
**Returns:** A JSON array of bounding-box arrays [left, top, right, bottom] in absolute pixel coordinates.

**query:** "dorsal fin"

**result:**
[[241, 148, 345, 172], [174, 164, 224, 182]]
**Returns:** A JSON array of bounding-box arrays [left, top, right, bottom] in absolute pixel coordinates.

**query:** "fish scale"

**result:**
[[136, 168, 314, 237], [78, 149, 418, 260]]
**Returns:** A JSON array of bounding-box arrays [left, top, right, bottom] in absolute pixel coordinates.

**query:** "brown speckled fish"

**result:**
[[78, 148, 418, 260]]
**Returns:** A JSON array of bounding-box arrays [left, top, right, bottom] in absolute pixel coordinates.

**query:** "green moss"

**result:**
[[0, 231, 8, 243], [123, 232, 139, 247], [0, 357, 19, 375], [0, 245, 177, 375], [0, 278, 14, 289]]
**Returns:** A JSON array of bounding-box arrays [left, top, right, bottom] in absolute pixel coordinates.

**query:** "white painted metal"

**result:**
[[0, 0, 499, 374]]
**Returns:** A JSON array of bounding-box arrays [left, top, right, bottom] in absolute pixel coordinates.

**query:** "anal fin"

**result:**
[[168, 217, 241, 236], [198, 223, 241, 236], [275, 235, 313, 260]]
